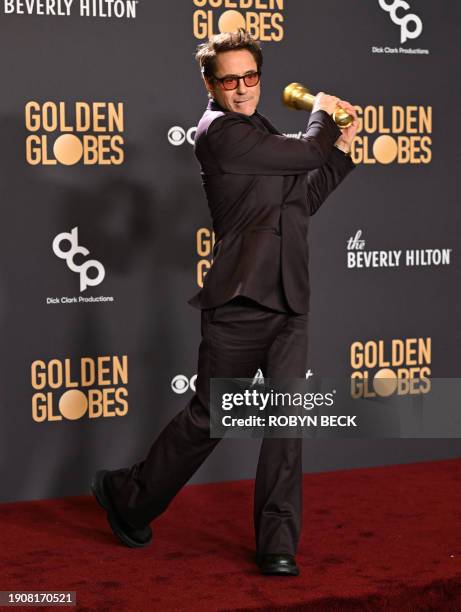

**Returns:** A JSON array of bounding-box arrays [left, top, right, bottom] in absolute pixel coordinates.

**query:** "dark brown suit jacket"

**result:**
[[188, 98, 356, 314]]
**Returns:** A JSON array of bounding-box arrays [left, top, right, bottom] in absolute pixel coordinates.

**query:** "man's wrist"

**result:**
[[334, 141, 351, 156]]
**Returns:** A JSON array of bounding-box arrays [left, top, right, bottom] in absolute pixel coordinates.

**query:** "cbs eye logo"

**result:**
[[171, 374, 197, 394], [167, 126, 197, 146], [52, 227, 105, 291]]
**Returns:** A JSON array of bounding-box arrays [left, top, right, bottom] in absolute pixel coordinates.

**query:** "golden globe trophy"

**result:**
[[282, 82, 353, 128]]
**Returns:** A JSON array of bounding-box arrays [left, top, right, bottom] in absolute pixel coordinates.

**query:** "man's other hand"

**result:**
[[312, 91, 340, 116], [335, 100, 359, 154]]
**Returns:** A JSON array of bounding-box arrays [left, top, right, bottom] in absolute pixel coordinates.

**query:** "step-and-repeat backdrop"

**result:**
[[1, 1, 460, 502]]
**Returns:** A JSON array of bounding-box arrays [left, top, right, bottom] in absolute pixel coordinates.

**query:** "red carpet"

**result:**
[[2, 458, 461, 611]]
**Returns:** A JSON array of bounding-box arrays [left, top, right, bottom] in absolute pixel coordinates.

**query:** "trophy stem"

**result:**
[[282, 82, 353, 128]]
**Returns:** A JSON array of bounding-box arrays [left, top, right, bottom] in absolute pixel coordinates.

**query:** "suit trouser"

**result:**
[[106, 296, 309, 555]]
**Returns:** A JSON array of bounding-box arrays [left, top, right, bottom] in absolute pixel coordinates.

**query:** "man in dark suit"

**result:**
[[91, 29, 358, 576]]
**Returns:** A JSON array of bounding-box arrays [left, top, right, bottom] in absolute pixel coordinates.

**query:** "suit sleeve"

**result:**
[[206, 109, 342, 175], [306, 145, 356, 215]]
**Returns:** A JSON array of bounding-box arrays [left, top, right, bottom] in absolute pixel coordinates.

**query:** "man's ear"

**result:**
[[203, 75, 214, 96]]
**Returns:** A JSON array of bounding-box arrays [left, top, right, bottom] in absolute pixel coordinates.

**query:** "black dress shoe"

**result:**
[[91, 469, 152, 548], [257, 553, 300, 576]]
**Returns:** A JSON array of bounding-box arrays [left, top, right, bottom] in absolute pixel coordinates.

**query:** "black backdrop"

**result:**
[[1, 0, 460, 503]]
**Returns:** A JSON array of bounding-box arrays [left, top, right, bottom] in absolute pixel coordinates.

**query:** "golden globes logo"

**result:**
[[192, 0, 284, 42], [31, 355, 128, 422], [350, 337, 431, 398], [351, 105, 432, 164], [196, 227, 215, 287], [25, 101, 125, 165]]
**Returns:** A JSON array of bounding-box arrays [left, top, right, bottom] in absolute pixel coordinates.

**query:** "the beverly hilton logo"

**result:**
[[350, 337, 431, 398], [346, 230, 452, 269], [25, 101, 125, 165], [3, 1, 138, 18], [192, 0, 284, 41]]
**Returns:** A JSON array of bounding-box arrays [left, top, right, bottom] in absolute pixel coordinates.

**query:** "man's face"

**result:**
[[205, 49, 261, 116]]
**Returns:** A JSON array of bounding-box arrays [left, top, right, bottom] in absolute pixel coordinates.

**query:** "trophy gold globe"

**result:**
[[282, 82, 353, 129]]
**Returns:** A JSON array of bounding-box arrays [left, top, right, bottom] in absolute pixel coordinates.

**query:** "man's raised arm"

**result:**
[[205, 108, 341, 176]]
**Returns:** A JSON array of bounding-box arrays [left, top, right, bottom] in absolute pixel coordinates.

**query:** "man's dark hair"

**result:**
[[195, 28, 263, 80]]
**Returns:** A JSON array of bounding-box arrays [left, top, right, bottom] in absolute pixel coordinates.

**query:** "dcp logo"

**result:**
[[171, 374, 197, 394], [52, 227, 105, 291], [378, 0, 422, 43], [167, 126, 197, 146]]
